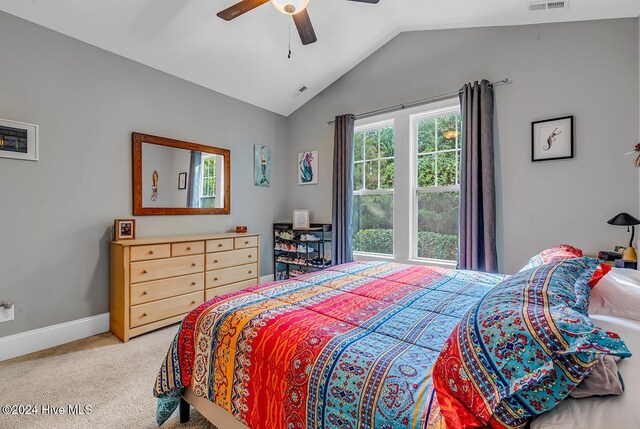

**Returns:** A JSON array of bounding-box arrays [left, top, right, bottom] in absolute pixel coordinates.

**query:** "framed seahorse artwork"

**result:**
[[298, 150, 318, 185], [531, 116, 573, 162]]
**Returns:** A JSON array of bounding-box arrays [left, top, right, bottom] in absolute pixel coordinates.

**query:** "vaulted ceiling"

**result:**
[[0, 0, 638, 116]]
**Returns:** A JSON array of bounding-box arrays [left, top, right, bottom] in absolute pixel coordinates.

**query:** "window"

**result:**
[[352, 122, 394, 255], [414, 109, 461, 261], [200, 155, 217, 208], [351, 99, 461, 264]]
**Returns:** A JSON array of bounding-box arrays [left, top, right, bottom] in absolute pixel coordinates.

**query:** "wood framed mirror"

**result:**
[[132, 133, 230, 215]]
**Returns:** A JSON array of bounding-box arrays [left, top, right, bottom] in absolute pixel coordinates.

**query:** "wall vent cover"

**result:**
[[527, 0, 568, 11]]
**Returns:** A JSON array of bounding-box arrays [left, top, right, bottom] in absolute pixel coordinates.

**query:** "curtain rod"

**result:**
[[327, 78, 510, 125]]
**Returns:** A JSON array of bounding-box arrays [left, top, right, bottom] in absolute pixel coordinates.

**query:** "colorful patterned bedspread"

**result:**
[[154, 261, 507, 428]]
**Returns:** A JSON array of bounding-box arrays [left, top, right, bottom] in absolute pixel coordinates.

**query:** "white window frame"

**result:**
[[353, 98, 460, 268], [352, 119, 395, 257], [200, 154, 216, 200], [411, 104, 461, 264]]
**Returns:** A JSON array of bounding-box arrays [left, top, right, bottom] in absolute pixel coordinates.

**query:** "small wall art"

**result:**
[[178, 172, 187, 190], [298, 150, 318, 185], [254, 144, 271, 187], [0, 118, 39, 161], [531, 116, 574, 162]]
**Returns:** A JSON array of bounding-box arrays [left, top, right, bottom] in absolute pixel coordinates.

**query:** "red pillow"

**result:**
[[519, 245, 583, 272], [520, 244, 610, 288], [589, 263, 612, 289]]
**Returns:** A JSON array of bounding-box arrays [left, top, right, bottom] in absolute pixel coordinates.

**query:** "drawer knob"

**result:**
[[214, 277, 219, 281], [191, 263, 196, 267], [142, 313, 147, 317], [142, 270, 148, 274], [191, 301, 196, 305], [191, 282, 196, 286], [149, 250, 154, 255], [187, 247, 192, 251], [248, 270, 253, 274], [142, 291, 148, 295], [248, 255, 252, 258], [245, 241, 249, 245], [214, 260, 219, 263], [218, 243, 223, 248]]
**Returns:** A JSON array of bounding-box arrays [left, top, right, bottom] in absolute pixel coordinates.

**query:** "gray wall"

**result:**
[[0, 11, 288, 337], [286, 18, 640, 274]]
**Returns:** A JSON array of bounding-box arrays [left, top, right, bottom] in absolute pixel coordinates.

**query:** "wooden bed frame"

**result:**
[[180, 386, 249, 429]]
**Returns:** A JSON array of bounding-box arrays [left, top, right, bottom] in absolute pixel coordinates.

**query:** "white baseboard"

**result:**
[[0, 313, 109, 362], [1, 276, 275, 362]]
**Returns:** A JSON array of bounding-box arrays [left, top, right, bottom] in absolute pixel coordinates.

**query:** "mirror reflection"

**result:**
[[141, 143, 226, 209]]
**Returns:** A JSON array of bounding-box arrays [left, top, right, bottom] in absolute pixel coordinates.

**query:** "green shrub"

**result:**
[[353, 229, 393, 254], [353, 229, 457, 261], [417, 231, 458, 261]]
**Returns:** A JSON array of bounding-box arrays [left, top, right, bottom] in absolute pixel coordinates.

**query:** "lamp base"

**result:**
[[623, 247, 637, 262]]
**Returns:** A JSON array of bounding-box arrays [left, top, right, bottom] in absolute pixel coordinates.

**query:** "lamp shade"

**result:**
[[270, 0, 309, 14], [607, 213, 640, 226]]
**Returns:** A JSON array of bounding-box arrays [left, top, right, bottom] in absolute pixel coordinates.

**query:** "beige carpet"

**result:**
[[0, 325, 213, 429]]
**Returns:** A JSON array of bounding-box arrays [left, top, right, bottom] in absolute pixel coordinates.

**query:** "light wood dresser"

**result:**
[[110, 233, 260, 342]]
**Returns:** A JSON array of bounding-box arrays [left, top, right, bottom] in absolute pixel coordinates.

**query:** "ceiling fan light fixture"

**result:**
[[270, 0, 310, 15]]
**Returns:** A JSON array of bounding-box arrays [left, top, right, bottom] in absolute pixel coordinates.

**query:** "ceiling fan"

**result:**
[[217, 0, 380, 46]]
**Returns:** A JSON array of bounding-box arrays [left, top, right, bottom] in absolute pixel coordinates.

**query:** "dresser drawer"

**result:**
[[206, 238, 234, 253], [205, 279, 257, 300], [130, 273, 204, 305], [130, 254, 204, 283], [234, 236, 258, 249], [130, 291, 203, 328], [206, 263, 258, 288], [172, 241, 205, 257], [206, 248, 257, 271], [130, 244, 171, 262]]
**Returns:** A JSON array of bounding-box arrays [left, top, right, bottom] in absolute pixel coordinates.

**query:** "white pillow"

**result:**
[[588, 268, 640, 322]]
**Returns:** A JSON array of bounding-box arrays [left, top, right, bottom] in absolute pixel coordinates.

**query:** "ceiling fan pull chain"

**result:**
[[288, 22, 292, 59]]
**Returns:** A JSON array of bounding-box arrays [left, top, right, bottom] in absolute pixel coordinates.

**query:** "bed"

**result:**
[[154, 261, 507, 428], [154, 258, 637, 429]]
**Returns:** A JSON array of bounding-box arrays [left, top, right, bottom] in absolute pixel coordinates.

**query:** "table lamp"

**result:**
[[607, 212, 640, 262]]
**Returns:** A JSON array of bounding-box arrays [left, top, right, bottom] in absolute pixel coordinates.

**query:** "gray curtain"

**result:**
[[331, 114, 355, 265], [458, 80, 498, 272], [186, 150, 202, 208]]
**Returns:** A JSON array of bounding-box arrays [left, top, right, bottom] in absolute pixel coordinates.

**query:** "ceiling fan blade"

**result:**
[[217, 0, 270, 21], [347, 0, 380, 3], [292, 9, 317, 45]]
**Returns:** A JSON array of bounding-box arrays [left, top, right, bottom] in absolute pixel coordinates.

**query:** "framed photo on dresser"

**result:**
[[114, 219, 136, 241]]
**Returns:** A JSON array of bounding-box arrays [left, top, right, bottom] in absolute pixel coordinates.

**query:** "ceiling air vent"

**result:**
[[527, 0, 568, 11], [292, 85, 308, 97]]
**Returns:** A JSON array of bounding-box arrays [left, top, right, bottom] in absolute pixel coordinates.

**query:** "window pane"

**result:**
[[437, 151, 457, 187], [417, 154, 435, 187], [380, 159, 394, 189], [352, 194, 393, 255], [353, 162, 364, 191], [437, 114, 458, 151], [364, 161, 378, 190], [354, 132, 364, 161], [417, 190, 459, 260], [380, 127, 394, 157], [417, 118, 435, 153], [364, 130, 378, 160]]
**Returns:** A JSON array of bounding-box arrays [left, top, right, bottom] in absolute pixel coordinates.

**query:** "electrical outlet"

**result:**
[[0, 303, 14, 323]]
